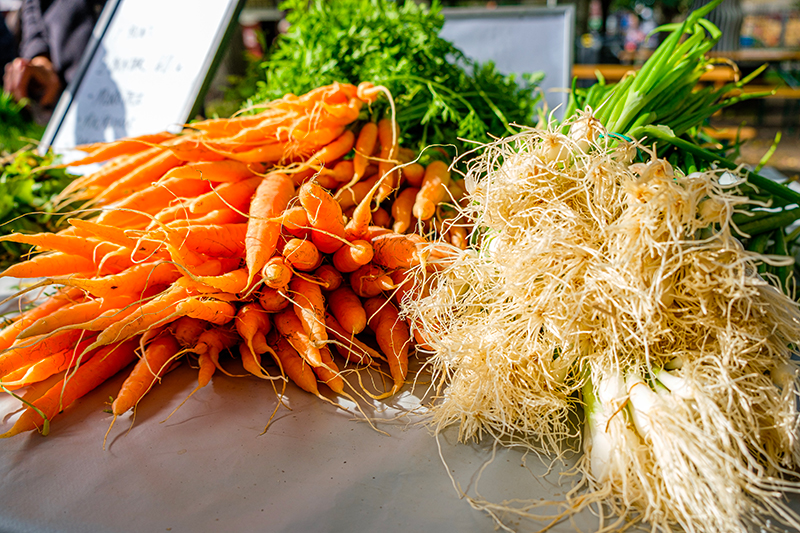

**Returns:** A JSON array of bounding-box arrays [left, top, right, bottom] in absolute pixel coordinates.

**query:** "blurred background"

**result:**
[[2, 0, 798, 176]]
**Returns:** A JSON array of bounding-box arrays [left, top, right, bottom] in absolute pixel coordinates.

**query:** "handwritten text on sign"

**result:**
[[52, 0, 235, 151]]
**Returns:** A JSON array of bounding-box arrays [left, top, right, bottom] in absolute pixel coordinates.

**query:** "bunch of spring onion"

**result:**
[[562, 0, 800, 285], [403, 114, 800, 533]]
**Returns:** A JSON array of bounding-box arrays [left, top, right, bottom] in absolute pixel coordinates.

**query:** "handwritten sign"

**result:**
[[41, 0, 244, 156]]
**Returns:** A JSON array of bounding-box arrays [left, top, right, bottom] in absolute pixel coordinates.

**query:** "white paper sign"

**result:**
[[42, 0, 243, 154]]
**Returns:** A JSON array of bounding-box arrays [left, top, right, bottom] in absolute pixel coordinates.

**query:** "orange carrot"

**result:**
[[1, 339, 140, 437], [401, 162, 425, 188], [391, 187, 419, 233], [72, 132, 175, 165], [269, 331, 319, 396], [328, 286, 367, 335], [168, 208, 247, 227], [56, 261, 181, 300], [375, 118, 400, 205], [289, 276, 327, 346], [237, 342, 280, 381], [262, 256, 293, 289], [235, 303, 272, 360], [0, 328, 86, 379], [324, 313, 378, 366], [174, 298, 237, 325], [314, 264, 342, 292], [371, 232, 427, 269], [352, 122, 378, 185], [349, 263, 394, 298], [1, 336, 97, 389], [332, 240, 373, 273], [0, 287, 84, 351], [159, 159, 256, 183], [95, 281, 191, 345], [313, 346, 344, 394], [335, 173, 379, 211], [194, 326, 239, 377], [187, 176, 262, 215], [0, 232, 121, 264], [304, 130, 355, 169], [94, 150, 182, 203], [258, 286, 290, 313], [389, 268, 414, 306], [298, 180, 346, 254], [195, 268, 251, 294], [167, 223, 248, 258], [282, 238, 321, 272], [245, 171, 295, 285], [58, 146, 163, 199], [169, 316, 207, 347], [330, 160, 354, 183], [17, 293, 134, 339], [413, 160, 450, 221], [280, 205, 311, 239], [273, 308, 324, 369], [364, 296, 410, 397], [112, 333, 182, 415]]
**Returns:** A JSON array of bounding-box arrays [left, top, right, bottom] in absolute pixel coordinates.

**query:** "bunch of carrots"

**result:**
[[0, 81, 465, 437]]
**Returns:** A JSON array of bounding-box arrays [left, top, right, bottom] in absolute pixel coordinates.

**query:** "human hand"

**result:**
[[3, 56, 62, 107]]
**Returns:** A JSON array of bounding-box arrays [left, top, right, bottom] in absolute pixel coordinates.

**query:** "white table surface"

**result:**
[[0, 357, 602, 533]]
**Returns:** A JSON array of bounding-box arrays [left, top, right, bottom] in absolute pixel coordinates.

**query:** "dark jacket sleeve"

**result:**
[[18, 0, 105, 85]]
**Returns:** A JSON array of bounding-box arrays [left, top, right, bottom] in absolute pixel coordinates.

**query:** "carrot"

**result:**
[[306, 130, 356, 168], [298, 180, 346, 254], [1, 339, 140, 437], [245, 171, 295, 285], [168, 208, 247, 227], [17, 293, 134, 339], [351, 122, 378, 186], [413, 160, 451, 220], [363, 296, 410, 397], [258, 286, 290, 313], [169, 316, 207, 347], [56, 261, 181, 300], [68, 219, 147, 253], [235, 303, 272, 361], [174, 298, 237, 325], [165, 223, 248, 258], [0, 328, 86, 379], [328, 286, 367, 335], [389, 268, 414, 306], [71, 132, 175, 165], [0, 287, 84, 351], [313, 347, 344, 394], [314, 264, 343, 292], [262, 256, 293, 289], [349, 263, 394, 298], [1, 336, 97, 389], [0, 232, 121, 264], [57, 146, 163, 200], [324, 313, 378, 366], [94, 280, 191, 346], [194, 326, 239, 377], [282, 238, 321, 272], [289, 276, 327, 347], [205, 141, 290, 164], [94, 150, 182, 203], [195, 268, 251, 294], [269, 331, 320, 396], [185, 176, 262, 215], [375, 118, 400, 205], [332, 240, 373, 273], [391, 187, 419, 233], [111, 333, 182, 415], [401, 162, 425, 188], [335, 173, 379, 211], [329, 160, 354, 183], [235, 341, 277, 381], [280, 205, 311, 239], [273, 308, 324, 369], [159, 159, 256, 183], [371, 232, 427, 269]]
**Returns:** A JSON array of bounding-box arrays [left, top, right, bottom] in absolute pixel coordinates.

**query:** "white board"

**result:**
[[40, 0, 244, 156], [440, 6, 575, 120]]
